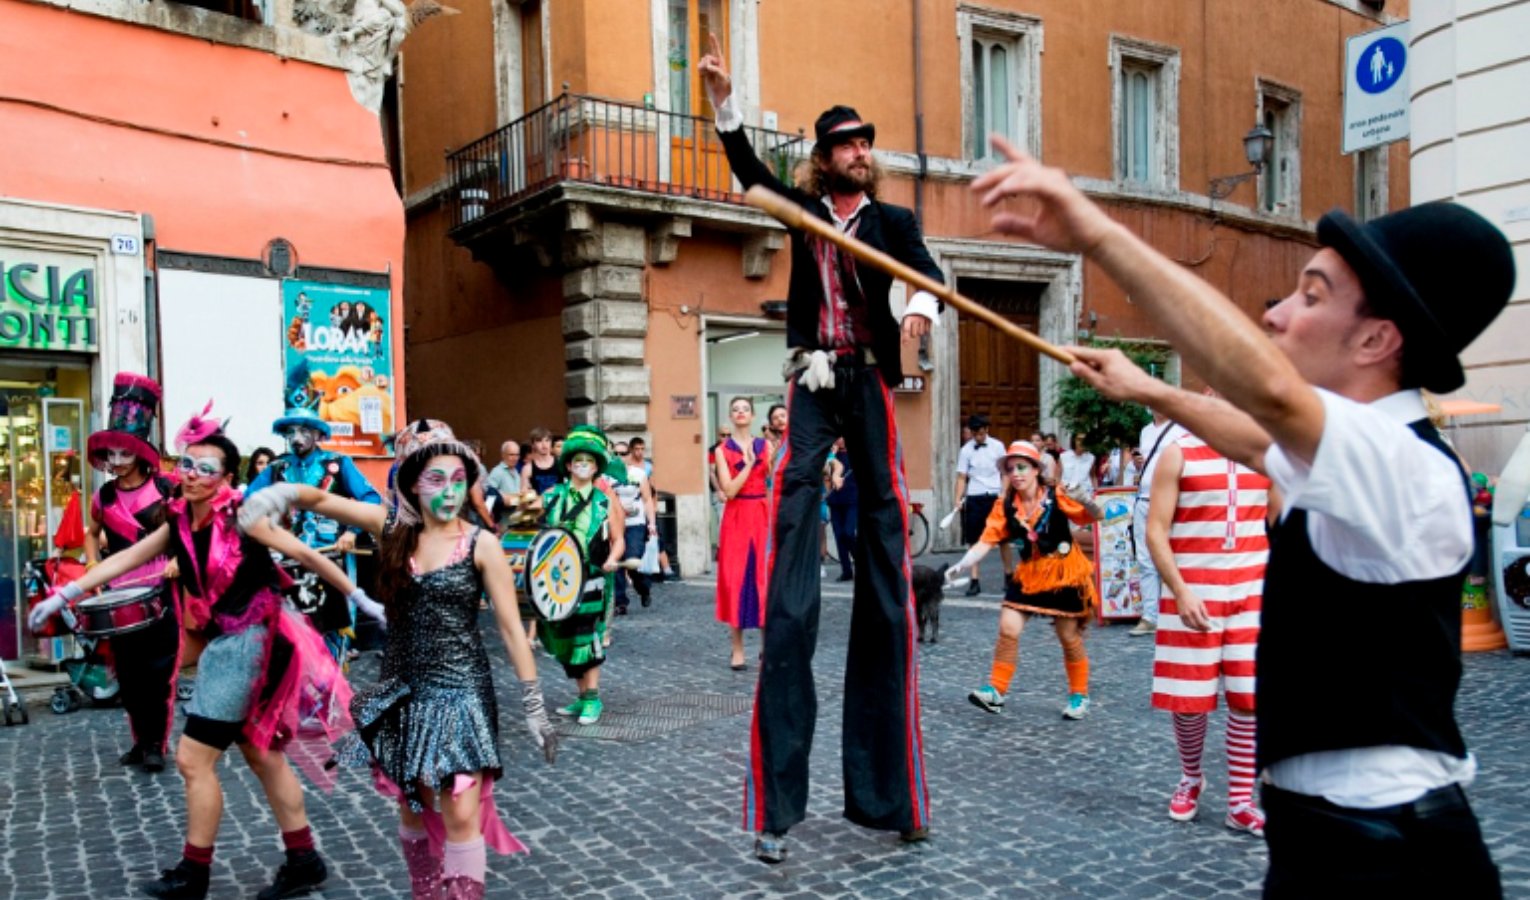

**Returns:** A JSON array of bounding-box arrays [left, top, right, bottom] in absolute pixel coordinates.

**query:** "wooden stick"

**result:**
[[744, 185, 1077, 365]]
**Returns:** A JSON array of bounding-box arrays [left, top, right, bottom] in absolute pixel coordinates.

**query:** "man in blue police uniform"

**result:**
[[972, 135, 1512, 897]]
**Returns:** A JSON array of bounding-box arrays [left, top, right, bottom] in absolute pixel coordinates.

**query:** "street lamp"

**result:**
[[1208, 124, 1275, 200]]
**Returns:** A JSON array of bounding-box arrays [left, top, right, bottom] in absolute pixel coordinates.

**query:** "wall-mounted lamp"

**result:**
[[708, 330, 760, 345], [1208, 124, 1275, 201], [760, 299, 789, 320]]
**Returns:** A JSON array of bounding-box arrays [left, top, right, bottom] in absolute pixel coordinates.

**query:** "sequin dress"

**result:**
[[339, 528, 501, 809]]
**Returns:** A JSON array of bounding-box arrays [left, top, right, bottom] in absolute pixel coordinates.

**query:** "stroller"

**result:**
[[23, 558, 120, 715], [1, 656, 27, 725]]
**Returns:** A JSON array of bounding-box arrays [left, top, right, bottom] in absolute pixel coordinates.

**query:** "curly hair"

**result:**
[[804, 146, 882, 199]]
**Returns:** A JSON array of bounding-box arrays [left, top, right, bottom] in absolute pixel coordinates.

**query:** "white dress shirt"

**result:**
[[1137, 420, 1186, 501], [1261, 388, 1476, 808], [956, 437, 1007, 497]]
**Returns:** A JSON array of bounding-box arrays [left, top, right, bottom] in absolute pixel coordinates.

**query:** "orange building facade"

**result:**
[[0, 0, 406, 660], [398, 0, 1407, 575]]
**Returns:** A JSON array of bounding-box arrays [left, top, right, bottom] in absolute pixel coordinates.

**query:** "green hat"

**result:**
[[559, 424, 628, 485]]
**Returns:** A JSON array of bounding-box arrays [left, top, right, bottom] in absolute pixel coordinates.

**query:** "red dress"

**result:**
[[715, 437, 769, 630]]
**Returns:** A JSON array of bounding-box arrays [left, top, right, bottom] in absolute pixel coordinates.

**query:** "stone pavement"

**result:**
[[3, 552, 1528, 898]]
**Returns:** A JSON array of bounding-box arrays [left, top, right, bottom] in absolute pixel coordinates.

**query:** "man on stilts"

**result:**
[[699, 33, 942, 863]]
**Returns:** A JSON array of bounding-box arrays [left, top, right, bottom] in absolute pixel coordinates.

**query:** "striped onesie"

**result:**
[[1151, 434, 1270, 713]]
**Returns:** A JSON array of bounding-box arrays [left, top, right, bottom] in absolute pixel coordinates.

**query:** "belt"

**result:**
[[1266, 783, 1470, 820], [830, 346, 877, 367]]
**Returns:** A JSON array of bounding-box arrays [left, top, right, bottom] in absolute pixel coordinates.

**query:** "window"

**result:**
[[959, 6, 1042, 161], [1258, 80, 1302, 216], [1110, 36, 1180, 189]]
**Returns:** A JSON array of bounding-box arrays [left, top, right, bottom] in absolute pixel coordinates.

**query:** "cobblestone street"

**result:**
[[4, 553, 1528, 899]]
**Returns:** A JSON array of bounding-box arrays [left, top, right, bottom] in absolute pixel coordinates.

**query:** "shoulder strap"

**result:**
[[1139, 423, 1178, 482]]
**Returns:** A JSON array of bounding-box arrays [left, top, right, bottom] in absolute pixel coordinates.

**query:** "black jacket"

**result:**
[[718, 127, 945, 387]]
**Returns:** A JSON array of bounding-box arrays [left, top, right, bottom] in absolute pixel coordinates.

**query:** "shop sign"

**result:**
[[0, 249, 98, 352], [281, 279, 395, 456], [895, 375, 926, 393], [671, 394, 698, 418]]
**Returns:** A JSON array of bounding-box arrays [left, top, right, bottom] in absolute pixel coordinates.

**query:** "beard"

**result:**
[[824, 159, 874, 195]]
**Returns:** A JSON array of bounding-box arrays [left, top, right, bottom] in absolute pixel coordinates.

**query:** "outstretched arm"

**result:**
[[973, 137, 1324, 465], [241, 483, 388, 536], [246, 519, 358, 596]]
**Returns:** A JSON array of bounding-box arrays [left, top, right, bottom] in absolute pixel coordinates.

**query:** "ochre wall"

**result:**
[[397, 0, 500, 194]]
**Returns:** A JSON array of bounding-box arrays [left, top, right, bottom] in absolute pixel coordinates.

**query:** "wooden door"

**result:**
[[666, 0, 732, 196], [957, 277, 1043, 444]]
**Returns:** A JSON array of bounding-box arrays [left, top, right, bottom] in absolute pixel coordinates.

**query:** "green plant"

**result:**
[[1053, 338, 1174, 453]]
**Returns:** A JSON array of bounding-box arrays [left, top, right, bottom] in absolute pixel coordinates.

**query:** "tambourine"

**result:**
[[526, 527, 589, 622]]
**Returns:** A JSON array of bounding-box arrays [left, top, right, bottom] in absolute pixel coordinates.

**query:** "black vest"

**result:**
[[98, 475, 175, 556], [1001, 486, 1073, 561], [1256, 419, 1472, 771]]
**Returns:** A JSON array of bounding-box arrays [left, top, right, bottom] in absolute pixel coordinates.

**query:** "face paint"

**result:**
[[569, 461, 596, 480], [417, 460, 468, 522], [106, 449, 137, 469], [177, 455, 225, 480], [284, 426, 319, 455]]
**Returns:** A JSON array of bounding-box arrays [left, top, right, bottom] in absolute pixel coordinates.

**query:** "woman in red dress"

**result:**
[[714, 397, 770, 670]]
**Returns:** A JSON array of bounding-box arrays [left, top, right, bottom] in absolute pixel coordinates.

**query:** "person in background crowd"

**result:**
[[550, 435, 565, 460], [714, 398, 770, 670], [825, 437, 857, 582], [243, 447, 276, 494], [952, 440, 1104, 721], [611, 441, 656, 613], [765, 404, 789, 460], [519, 428, 560, 500], [974, 135, 1511, 895], [954, 415, 1007, 596], [1146, 424, 1277, 837], [485, 440, 522, 529], [1059, 433, 1097, 497], [1030, 430, 1059, 483], [1130, 410, 1186, 636]]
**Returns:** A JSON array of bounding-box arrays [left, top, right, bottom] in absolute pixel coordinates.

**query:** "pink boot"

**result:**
[[440, 876, 485, 899], [399, 825, 441, 900]]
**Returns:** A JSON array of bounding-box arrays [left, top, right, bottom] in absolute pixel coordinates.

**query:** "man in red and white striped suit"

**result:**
[[1145, 429, 1277, 836]]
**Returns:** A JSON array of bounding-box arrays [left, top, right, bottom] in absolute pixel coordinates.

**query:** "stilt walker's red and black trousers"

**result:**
[[744, 365, 928, 835]]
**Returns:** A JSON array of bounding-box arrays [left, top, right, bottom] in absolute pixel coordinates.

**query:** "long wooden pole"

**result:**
[[744, 185, 1077, 365]]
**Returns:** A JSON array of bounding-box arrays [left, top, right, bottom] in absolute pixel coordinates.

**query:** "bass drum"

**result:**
[[525, 527, 588, 622]]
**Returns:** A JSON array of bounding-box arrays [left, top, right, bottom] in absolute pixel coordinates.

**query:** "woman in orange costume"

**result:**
[[947, 440, 1103, 720]]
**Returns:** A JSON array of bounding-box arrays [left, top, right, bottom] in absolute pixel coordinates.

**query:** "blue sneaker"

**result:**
[[968, 686, 1004, 714], [1062, 693, 1091, 720]]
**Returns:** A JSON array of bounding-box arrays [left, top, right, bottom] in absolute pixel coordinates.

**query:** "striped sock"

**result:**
[[1173, 713, 1208, 782], [1227, 710, 1257, 809], [988, 632, 1020, 694]]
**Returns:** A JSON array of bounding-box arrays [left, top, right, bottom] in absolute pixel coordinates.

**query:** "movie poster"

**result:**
[[1092, 486, 1143, 621], [280, 279, 394, 455]]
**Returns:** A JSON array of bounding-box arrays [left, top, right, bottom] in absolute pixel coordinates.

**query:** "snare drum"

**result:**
[[72, 587, 167, 638], [526, 527, 589, 622]]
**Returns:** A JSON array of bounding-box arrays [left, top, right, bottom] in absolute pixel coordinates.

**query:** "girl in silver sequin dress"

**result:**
[[240, 420, 557, 900]]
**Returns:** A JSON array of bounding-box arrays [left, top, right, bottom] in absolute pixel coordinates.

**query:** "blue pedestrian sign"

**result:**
[[1344, 22, 1410, 153]]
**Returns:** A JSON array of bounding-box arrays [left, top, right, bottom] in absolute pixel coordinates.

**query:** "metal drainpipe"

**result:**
[[912, 0, 926, 227]]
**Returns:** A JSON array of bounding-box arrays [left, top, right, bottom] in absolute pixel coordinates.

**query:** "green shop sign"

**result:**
[[0, 251, 98, 352]]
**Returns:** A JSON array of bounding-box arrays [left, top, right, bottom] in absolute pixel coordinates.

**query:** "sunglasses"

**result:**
[[177, 456, 225, 479]]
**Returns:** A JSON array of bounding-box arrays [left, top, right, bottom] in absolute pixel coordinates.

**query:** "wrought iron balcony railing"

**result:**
[[447, 93, 808, 232]]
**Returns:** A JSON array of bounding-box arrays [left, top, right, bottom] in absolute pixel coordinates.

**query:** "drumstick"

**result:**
[[744, 186, 1077, 366]]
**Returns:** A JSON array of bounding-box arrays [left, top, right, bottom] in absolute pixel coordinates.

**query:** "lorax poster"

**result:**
[[280, 279, 394, 455]]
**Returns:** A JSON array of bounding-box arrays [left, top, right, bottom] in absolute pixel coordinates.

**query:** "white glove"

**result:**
[[947, 546, 985, 582], [347, 588, 387, 628], [797, 349, 836, 393], [238, 483, 302, 532], [519, 680, 559, 764], [29, 583, 82, 633]]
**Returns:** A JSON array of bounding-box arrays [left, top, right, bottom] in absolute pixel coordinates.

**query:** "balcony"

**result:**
[[446, 92, 806, 254]]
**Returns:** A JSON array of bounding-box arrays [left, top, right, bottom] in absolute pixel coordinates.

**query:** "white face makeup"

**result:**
[[416, 456, 468, 523], [568, 453, 598, 482], [283, 426, 320, 456], [106, 449, 137, 469]]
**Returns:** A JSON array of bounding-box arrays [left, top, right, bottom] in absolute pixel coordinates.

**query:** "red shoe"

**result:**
[[1168, 777, 1205, 822], [1225, 804, 1266, 837]]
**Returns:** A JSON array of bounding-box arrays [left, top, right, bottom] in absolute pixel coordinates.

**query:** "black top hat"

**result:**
[[814, 105, 876, 150], [1317, 203, 1515, 394], [966, 414, 990, 430]]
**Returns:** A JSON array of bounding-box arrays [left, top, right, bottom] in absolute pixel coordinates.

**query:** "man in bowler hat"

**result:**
[[699, 33, 940, 863], [973, 135, 1510, 896]]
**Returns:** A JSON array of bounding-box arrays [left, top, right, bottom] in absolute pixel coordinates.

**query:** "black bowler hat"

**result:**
[[967, 414, 990, 431], [1317, 203, 1516, 393], [814, 105, 876, 150]]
